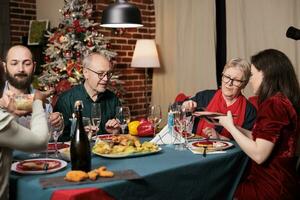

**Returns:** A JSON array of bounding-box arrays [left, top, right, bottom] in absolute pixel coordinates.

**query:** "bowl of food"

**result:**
[[14, 94, 33, 111]]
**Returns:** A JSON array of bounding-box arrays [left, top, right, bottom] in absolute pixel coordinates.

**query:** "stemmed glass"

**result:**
[[90, 103, 101, 135], [147, 105, 162, 137], [115, 106, 131, 134], [82, 117, 92, 140], [49, 120, 64, 158], [174, 105, 188, 150]]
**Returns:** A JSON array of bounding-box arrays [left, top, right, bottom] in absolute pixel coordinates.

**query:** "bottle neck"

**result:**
[[75, 109, 82, 121], [74, 109, 84, 133]]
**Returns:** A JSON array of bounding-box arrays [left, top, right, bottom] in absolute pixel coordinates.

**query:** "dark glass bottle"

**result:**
[[70, 100, 91, 172]]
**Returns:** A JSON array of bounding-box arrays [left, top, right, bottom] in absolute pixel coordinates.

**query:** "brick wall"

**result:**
[[9, 0, 156, 120], [10, 0, 36, 45]]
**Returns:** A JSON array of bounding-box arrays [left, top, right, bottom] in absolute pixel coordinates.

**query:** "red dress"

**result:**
[[235, 93, 300, 199]]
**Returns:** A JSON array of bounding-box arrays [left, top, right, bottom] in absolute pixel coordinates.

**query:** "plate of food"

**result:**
[[92, 134, 114, 141], [92, 134, 161, 158], [47, 143, 70, 153], [189, 140, 233, 152], [11, 158, 67, 174]]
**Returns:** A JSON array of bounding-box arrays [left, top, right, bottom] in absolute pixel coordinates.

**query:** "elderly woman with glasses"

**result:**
[[54, 52, 121, 141], [182, 58, 257, 140]]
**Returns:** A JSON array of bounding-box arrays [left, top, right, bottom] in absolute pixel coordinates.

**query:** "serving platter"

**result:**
[[92, 147, 162, 158]]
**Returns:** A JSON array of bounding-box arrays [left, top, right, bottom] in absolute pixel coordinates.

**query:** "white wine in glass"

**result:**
[[90, 103, 101, 134], [147, 105, 162, 137], [115, 106, 131, 134]]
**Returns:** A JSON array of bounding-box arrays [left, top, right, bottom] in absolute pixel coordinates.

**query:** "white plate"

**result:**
[[11, 158, 67, 174], [93, 147, 162, 158], [47, 142, 70, 153], [189, 140, 233, 150]]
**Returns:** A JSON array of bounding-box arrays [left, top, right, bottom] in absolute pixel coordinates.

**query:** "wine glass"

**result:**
[[115, 106, 131, 134], [174, 105, 188, 150], [82, 117, 92, 140], [50, 122, 64, 158], [168, 103, 179, 145], [147, 105, 162, 137], [90, 103, 101, 135]]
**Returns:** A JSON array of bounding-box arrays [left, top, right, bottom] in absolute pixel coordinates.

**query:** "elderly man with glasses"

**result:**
[[182, 58, 257, 140], [54, 52, 121, 141]]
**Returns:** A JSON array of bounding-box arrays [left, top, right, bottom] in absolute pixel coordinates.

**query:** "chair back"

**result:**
[[248, 96, 258, 110]]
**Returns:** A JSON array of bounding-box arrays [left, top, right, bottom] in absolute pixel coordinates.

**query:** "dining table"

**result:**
[[10, 139, 249, 200]]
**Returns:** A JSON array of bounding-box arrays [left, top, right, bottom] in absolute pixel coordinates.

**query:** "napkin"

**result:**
[[150, 125, 185, 145]]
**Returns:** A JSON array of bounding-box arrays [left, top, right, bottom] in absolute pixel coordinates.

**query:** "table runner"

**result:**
[[40, 169, 141, 189]]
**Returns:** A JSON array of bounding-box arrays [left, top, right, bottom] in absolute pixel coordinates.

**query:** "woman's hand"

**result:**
[[214, 111, 235, 131], [105, 119, 120, 134], [202, 127, 219, 139], [182, 100, 197, 112]]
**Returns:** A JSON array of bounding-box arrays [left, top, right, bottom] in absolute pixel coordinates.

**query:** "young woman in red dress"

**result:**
[[216, 49, 300, 199]]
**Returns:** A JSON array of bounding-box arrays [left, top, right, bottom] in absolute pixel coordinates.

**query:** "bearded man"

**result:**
[[2, 45, 63, 130]]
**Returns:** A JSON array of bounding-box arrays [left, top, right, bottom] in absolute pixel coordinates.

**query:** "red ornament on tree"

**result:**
[[44, 55, 50, 63], [66, 27, 73, 32], [87, 40, 93, 47], [73, 20, 80, 27]]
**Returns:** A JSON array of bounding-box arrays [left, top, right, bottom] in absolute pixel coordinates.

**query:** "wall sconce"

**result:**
[[101, 0, 143, 28], [131, 39, 160, 107]]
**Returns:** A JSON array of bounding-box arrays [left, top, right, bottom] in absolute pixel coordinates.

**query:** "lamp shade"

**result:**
[[131, 39, 160, 68], [101, 0, 143, 28]]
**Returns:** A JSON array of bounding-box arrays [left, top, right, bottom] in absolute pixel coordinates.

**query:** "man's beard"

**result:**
[[5, 71, 33, 90]]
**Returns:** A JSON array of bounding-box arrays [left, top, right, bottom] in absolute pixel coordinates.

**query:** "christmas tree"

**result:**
[[38, 0, 124, 97]]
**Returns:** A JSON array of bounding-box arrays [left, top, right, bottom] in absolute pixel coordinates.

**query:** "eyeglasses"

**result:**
[[221, 73, 244, 87], [85, 68, 114, 80]]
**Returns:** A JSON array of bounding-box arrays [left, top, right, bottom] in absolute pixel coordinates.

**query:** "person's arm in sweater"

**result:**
[[0, 100, 49, 152]]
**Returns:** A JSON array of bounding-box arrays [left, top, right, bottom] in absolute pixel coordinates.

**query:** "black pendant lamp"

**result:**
[[101, 0, 143, 28]]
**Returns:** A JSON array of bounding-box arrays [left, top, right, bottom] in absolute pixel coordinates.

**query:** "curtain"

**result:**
[[226, 0, 300, 97], [153, 0, 216, 123], [0, 0, 10, 59]]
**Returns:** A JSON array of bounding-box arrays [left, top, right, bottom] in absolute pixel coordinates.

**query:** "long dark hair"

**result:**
[[251, 49, 300, 114]]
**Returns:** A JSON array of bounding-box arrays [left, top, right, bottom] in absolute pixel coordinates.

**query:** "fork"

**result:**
[[43, 161, 49, 171]]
